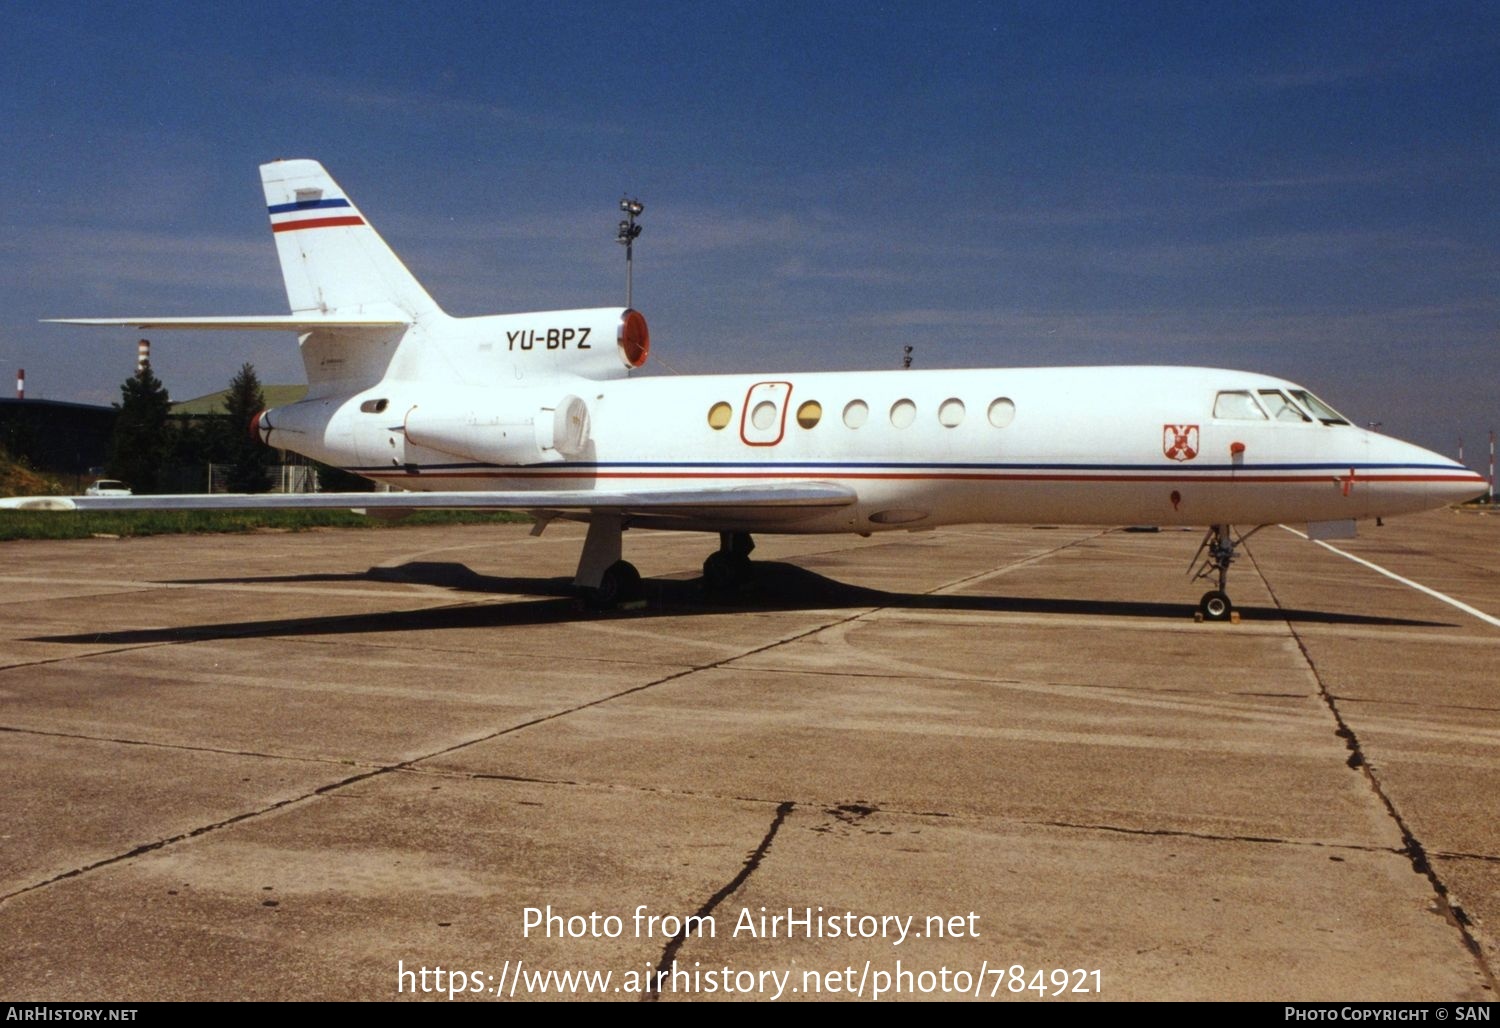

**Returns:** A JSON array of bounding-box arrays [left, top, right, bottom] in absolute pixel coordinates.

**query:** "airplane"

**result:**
[[4, 159, 1487, 620]]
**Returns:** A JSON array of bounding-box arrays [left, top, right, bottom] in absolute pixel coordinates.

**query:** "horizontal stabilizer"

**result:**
[[45, 315, 409, 331]]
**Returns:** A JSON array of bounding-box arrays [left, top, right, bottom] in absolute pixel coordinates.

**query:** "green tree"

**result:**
[[107, 361, 172, 493], [220, 362, 274, 493]]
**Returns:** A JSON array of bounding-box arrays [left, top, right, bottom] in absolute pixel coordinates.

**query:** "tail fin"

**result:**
[[260, 160, 444, 322]]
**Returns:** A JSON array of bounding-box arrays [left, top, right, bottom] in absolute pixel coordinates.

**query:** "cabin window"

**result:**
[[795, 400, 822, 429], [751, 401, 778, 431], [938, 398, 965, 427], [987, 397, 1015, 428], [1212, 391, 1265, 420], [843, 400, 869, 428], [359, 398, 389, 414], [1258, 389, 1311, 423], [890, 399, 917, 428], [707, 401, 732, 430], [1288, 389, 1350, 426]]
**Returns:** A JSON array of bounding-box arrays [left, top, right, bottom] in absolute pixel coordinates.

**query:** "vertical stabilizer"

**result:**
[[260, 160, 443, 322]]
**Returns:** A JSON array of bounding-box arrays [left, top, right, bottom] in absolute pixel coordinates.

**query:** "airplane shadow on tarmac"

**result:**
[[32, 559, 1452, 646]]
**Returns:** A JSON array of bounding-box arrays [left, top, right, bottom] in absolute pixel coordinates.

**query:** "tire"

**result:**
[[585, 560, 642, 609], [701, 551, 742, 593], [1199, 589, 1233, 622]]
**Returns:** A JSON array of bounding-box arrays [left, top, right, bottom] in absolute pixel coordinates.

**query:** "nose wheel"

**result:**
[[1198, 588, 1233, 622], [1190, 524, 1264, 622]]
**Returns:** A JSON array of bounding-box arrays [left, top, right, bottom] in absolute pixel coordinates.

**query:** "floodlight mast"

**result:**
[[617, 197, 643, 308]]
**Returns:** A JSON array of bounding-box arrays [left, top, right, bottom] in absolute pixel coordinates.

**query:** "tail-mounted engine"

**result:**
[[403, 393, 591, 465], [254, 389, 595, 469]]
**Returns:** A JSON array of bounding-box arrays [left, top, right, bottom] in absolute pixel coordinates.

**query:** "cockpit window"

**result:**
[[1213, 390, 1267, 420], [1257, 389, 1311, 423], [1288, 389, 1350, 426]]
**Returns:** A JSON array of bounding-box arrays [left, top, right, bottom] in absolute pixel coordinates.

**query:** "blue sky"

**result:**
[[2, 1, 1497, 456]]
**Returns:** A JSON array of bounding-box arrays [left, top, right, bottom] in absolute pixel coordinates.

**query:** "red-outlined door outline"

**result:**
[[740, 381, 792, 446]]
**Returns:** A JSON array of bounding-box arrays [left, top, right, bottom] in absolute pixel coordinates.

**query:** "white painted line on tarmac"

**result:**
[[1280, 525, 1500, 629]]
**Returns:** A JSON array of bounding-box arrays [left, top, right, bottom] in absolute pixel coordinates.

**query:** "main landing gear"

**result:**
[[1189, 524, 1265, 622], [702, 531, 756, 594], [572, 514, 643, 609], [570, 521, 760, 610]]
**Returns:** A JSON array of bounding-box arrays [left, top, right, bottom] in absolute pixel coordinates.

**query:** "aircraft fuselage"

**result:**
[[261, 363, 1482, 535]]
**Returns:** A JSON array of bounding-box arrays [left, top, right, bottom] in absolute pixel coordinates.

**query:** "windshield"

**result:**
[[1287, 389, 1350, 426], [1257, 389, 1311, 423]]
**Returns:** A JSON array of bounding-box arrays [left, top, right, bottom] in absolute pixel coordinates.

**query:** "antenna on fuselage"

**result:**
[[902, 345, 913, 370], [617, 198, 643, 308]]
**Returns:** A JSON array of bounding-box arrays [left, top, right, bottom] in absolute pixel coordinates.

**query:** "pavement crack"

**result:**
[[643, 800, 795, 1003], [1246, 544, 1498, 991]]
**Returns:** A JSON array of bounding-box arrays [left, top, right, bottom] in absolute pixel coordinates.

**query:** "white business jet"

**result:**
[[10, 160, 1486, 619]]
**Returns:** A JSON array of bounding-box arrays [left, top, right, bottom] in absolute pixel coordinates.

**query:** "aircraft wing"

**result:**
[[0, 483, 857, 525]]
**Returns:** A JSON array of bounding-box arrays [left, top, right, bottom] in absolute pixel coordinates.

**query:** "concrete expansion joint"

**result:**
[[0, 764, 384, 908], [928, 530, 1110, 596], [643, 800, 796, 1003], [1020, 816, 1405, 855], [726, 531, 1105, 667], [1327, 692, 1500, 717], [0, 723, 385, 769], [0, 639, 183, 674], [1427, 850, 1500, 866]]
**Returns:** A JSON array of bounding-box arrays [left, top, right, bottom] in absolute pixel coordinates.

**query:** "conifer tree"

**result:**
[[221, 362, 273, 493], [107, 361, 172, 493]]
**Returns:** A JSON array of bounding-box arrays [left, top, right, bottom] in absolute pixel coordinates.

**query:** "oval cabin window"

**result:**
[[987, 397, 1016, 428], [707, 401, 732, 430], [796, 400, 822, 429]]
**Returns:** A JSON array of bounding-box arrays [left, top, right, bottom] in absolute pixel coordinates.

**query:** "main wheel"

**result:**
[[1198, 589, 1233, 622], [702, 551, 750, 593], [585, 560, 642, 609]]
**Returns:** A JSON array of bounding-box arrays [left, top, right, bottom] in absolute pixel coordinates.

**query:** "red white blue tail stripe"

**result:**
[[267, 197, 364, 233]]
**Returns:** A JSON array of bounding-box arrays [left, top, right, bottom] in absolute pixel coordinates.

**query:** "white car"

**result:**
[[84, 479, 132, 497]]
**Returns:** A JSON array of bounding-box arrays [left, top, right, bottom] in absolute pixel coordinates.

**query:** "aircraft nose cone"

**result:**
[[1366, 435, 1487, 515], [1439, 468, 1489, 505], [1411, 441, 1487, 506]]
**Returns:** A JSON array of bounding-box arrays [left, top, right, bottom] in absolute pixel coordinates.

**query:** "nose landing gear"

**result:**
[[1190, 524, 1265, 622]]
